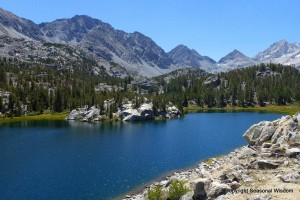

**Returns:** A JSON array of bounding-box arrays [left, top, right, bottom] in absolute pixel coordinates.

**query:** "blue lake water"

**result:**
[[0, 112, 283, 199]]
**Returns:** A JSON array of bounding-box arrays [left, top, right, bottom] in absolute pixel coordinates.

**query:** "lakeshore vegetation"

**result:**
[[1, 56, 300, 122]]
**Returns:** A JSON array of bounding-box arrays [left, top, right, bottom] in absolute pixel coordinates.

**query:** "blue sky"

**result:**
[[1, 0, 299, 61]]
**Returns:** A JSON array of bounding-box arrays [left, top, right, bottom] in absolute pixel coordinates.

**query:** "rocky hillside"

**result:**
[[126, 114, 300, 200], [0, 8, 175, 77], [0, 35, 112, 77], [0, 7, 300, 77], [0, 8, 42, 40], [40, 15, 174, 76]]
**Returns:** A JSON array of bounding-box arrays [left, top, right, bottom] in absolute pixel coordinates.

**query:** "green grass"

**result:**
[[0, 112, 68, 123], [184, 102, 300, 116]]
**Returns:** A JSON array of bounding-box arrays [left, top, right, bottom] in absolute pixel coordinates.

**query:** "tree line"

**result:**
[[1, 56, 300, 118], [153, 63, 300, 109], [0, 57, 138, 117]]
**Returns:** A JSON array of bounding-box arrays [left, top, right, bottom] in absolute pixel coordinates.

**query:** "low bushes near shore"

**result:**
[[147, 180, 189, 200], [147, 185, 164, 200]]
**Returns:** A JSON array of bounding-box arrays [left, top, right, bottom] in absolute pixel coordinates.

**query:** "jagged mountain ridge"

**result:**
[[0, 7, 299, 77], [214, 40, 300, 72], [167, 44, 217, 73], [39, 15, 173, 68], [39, 15, 104, 44], [40, 15, 175, 76], [254, 40, 300, 68], [0, 9, 176, 77]]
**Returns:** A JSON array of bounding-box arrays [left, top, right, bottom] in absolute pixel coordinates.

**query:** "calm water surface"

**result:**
[[0, 112, 283, 199]]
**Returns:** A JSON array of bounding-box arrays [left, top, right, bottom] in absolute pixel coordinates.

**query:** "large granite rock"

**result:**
[[122, 108, 143, 121], [179, 191, 194, 200], [167, 105, 181, 118], [285, 148, 300, 158], [207, 182, 231, 199], [243, 121, 276, 146], [237, 146, 257, 158], [157, 105, 182, 119], [84, 106, 100, 120], [242, 114, 300, 147], [138, 103, 154, 120], [66, 108, 86, 120], [66, 106, 100, 121], [257, 160, 280, 169], [122, 103, 154, 121], [279, 172, 300, 183], [271, 115, 299, 145], [66, 109, 81, 120], [192, 178, 211, 200]]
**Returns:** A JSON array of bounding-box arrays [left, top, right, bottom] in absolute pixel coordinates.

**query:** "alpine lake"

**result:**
[[0, 112, 284, 199]]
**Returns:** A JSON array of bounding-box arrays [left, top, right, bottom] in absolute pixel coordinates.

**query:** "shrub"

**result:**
[[147, 185, 164, 200], [167, 180, 189, 200]]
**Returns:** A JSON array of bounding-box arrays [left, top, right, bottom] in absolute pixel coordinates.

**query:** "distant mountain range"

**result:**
[[0, 7, 299, 77]]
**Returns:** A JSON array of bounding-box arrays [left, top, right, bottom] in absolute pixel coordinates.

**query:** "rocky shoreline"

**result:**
[[66, 101, 182, 122], [122, 114, 300, 200]]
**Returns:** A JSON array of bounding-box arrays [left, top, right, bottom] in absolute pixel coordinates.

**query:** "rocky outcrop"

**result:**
[[66, 106, 100, 121], [286, 148, 300, 158], [155, 104, 182, 119], [124, 113, 300, 199], [192, 178, 211, 200], [122, 103, 182, 121], [257, 160, 280, 169], [66, 109, 83, 120], [66, 101, 181, 122], [207, 182, 231, 199], [166, 105, 182, 119], [279, 172, 300, 183], [243, 121, 276, 146], [122, 103, 154, 121]]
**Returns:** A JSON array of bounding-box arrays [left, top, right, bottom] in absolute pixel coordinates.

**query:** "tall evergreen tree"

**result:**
[[54, 86, 63, 112]]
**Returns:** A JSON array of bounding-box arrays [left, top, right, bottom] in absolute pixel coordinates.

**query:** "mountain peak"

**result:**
[[219, 49, 247, 63], [170, 44, 194, 54], [270, 39, 290, 49], [38, 14, 112, 44], [168, 45, 216, 71], [72, 14, 93, 20], [217, 49, 257, 71], [277, 39, 288, 44], [255, 39, 300, 61], [232, 49, 242, 54], [175, 44, 189, 49]]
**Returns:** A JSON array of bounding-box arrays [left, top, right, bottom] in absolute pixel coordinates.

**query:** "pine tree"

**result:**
[[54, 86, 63, 112], [8, 94, 15, 116]]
